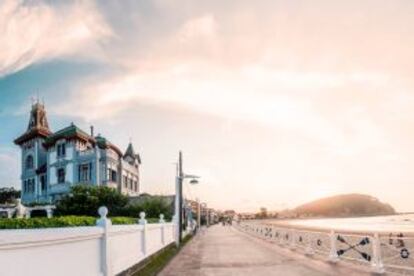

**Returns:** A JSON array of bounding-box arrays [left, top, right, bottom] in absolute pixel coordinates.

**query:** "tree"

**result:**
[[0, 187, 21, 204], [55, 185, 128, 216], [260, 207, 268, 218]]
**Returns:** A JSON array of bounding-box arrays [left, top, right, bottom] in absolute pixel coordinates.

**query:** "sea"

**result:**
[[268, 214, 414, 233]]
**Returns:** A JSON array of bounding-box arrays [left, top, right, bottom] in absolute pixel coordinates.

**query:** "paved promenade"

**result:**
[[160, 225, 371, 276]]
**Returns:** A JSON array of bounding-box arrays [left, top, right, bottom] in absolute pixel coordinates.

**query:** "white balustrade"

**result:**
[[0, 207, 176, 276], [236, 220, 414, 275]]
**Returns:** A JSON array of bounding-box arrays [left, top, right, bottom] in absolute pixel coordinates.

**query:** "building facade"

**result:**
[[14, 102, 141, 204]]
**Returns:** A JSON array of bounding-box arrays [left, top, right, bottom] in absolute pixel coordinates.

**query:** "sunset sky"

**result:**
[[1, 0, 414, 212]]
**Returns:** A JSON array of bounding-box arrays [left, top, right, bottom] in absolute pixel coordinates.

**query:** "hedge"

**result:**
[[0, 216, 139, 229]]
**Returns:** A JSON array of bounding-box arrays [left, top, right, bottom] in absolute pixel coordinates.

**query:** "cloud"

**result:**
[[0, 0, 112, 76]]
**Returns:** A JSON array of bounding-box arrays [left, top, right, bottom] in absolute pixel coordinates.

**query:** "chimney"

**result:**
[[90, 126, 94, 137]]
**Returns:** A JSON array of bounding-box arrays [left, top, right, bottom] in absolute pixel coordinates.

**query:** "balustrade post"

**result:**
[[305, 234, 315, 256], [159, 214, 166, 245], [328, 230, 339, 263], [139, 212, 148, 255], [96, 206, 112, 276], [25, 209, 31, 219], [289, 229, 296, 250], [371, 233, 385, 274], [46, 208, 53, 218], [279, 230, 285, 245]]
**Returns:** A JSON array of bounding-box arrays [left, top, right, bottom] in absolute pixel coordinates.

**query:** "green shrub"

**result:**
[[55, 185, 129, 216], [120, 197, 173, 220], [0, 216, 140, 229], [110, 216, 136, 225]]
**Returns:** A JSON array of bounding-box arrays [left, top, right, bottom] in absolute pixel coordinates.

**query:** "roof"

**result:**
[[95, 135, 123, 157], [14, 127, 52, 145], [14, 102, 52, 145], [124, 143, 136, 158], [44, 123, 94, 147]]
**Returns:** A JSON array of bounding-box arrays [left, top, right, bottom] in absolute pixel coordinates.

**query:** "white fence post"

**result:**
[[46, 208, 53, 218], [96, 206, 112, 276], [328, 230, 339, 263], [159, 214, 166, 245], [139, 212, 148, 256], [371, 233, 385, 274]]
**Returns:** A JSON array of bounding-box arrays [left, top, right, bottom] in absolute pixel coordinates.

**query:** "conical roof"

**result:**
[[14, 102, 52, 145], [124, 142, 136, 159]]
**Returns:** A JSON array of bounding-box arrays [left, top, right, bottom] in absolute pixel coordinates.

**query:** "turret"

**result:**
[[14, 102, 52, 203]]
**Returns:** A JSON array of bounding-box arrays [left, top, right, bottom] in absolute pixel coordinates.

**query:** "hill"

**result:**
[[294, 194, 396, 217]]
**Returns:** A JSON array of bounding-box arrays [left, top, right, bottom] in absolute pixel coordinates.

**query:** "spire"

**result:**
[[124, 142, 136, 159], [27, 100, 50, 131], [14, 101, 52, 145]]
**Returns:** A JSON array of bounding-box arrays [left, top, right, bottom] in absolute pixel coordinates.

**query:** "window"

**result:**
[[129, 178, 133, 190], [24, 179, 35, 194], [134, 181, 138, 192], [123, 176, 128, 188], [57, 143, 66, 157], [57, 168, 65, 183], [25, 155, 34, 170], [40, 175, 46, 191], [79, 163, 91, 182], [111, 170, 117, 182]]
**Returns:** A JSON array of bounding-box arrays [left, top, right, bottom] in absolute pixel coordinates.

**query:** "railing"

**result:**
[[0, 207, 176, 276], [236, 220, 414, 275]]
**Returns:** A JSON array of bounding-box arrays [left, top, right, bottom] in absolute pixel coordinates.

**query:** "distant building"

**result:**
[[14, 102, 141, 204]]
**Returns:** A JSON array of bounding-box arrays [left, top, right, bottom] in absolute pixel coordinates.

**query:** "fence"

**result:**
[[236, 220, 414, 275], [0, 207, 176, 276]]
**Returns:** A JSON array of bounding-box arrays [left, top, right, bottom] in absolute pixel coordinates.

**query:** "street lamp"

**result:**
[[174, 151, 200, 246]]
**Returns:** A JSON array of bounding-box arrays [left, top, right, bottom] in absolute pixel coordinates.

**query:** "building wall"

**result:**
[[20, 138, 141, 204]]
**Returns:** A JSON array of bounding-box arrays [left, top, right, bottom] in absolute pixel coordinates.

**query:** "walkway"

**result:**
[[160, 225, 372, 276]]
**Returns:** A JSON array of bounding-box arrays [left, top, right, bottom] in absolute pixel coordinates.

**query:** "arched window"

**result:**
[[26, 155, 34, 170]]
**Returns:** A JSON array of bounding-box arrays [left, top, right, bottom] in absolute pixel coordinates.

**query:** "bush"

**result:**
[[120, 197, 173, 220], [0, 216, 137, 229], [54, 185, 172, 221], [55, 185, 129, 216]]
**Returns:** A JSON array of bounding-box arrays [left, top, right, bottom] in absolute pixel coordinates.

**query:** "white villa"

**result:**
[[14, 102, 141, 204]]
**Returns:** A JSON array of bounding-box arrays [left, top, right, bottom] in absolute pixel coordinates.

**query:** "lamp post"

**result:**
[[175, 151, 200, 246]]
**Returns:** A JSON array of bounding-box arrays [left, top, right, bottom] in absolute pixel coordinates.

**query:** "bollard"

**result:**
[[96, 206, 112, 276], [328, 230, 339, 263], [371, 233, 385, 274]]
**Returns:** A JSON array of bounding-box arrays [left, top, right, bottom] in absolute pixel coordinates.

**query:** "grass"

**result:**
[[132, 234, 193, 276]]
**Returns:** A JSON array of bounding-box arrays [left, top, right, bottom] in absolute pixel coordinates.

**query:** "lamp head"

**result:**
[[190, 179, 199, 185]]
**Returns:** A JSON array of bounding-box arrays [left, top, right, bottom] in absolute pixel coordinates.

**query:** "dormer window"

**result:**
[[25, 155, 34, 170], [57, 143, 66, 157]]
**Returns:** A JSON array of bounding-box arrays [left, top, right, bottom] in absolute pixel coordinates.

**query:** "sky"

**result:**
[[1, 0, 414, 212]]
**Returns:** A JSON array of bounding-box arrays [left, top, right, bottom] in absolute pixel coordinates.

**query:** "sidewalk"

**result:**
[[159, 225, 371, 276]]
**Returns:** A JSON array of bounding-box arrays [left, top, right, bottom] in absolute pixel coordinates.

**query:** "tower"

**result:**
[[14, 102, 52, 203]]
